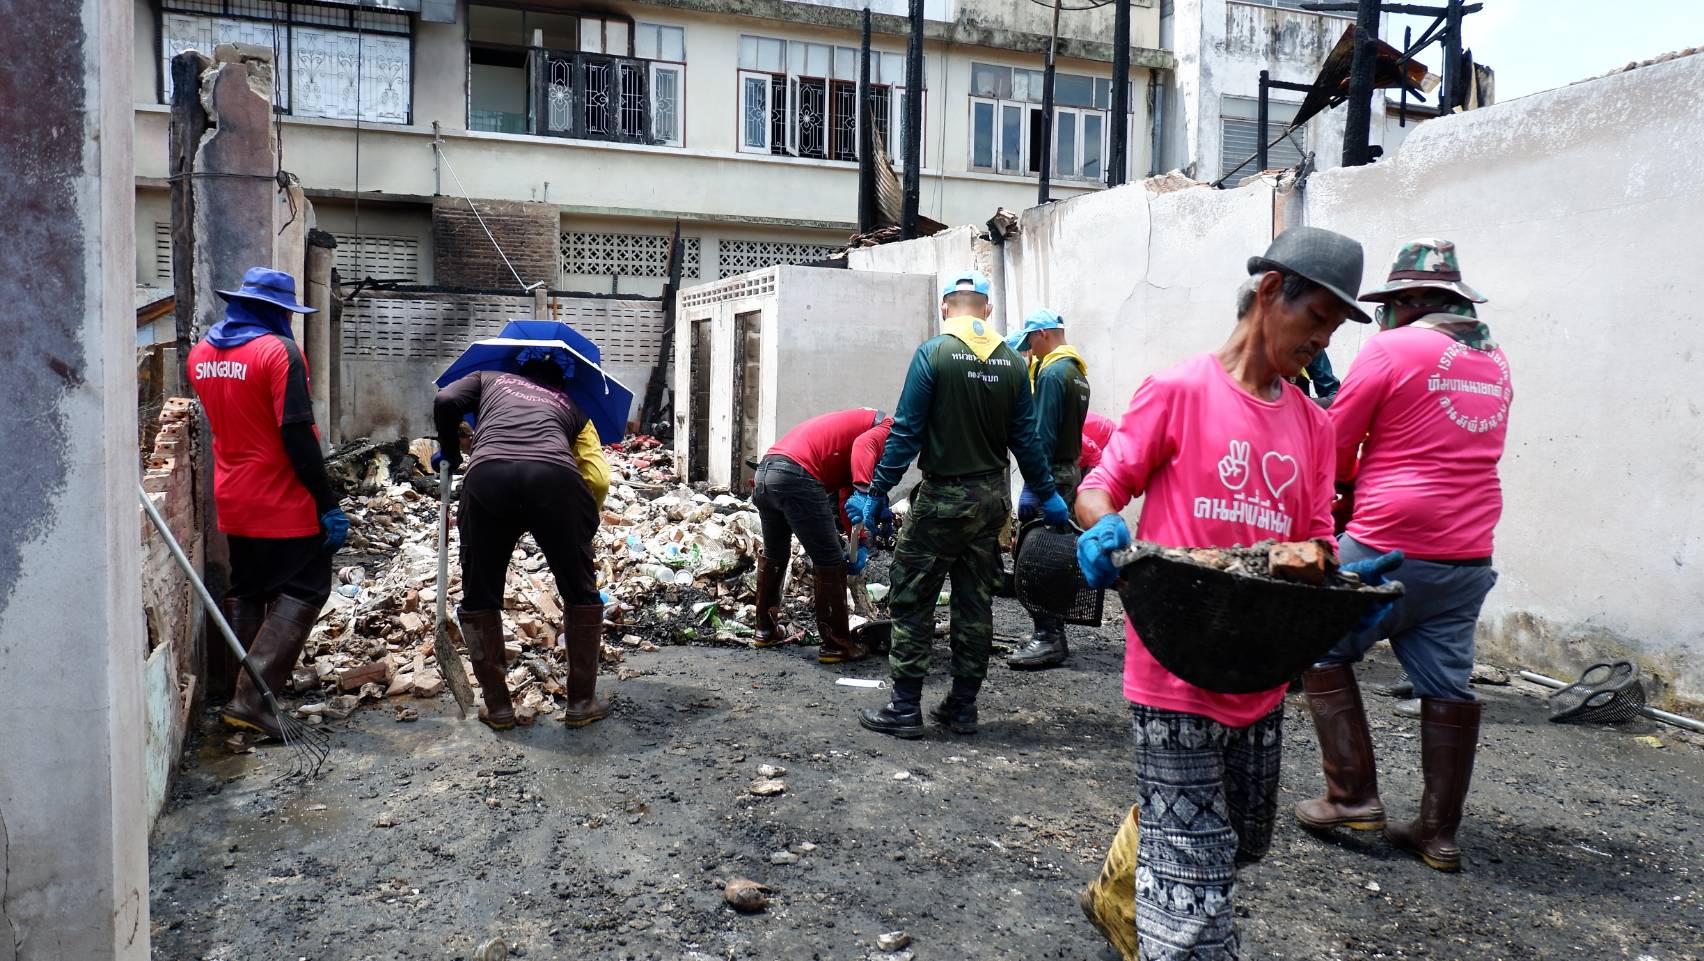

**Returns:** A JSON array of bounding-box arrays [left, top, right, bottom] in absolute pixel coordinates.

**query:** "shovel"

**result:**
[[436, 466, 477, 719], [846, 521, 878, 620]]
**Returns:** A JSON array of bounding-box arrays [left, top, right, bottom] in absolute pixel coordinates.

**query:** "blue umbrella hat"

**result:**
[[436, 325, 634, 444]]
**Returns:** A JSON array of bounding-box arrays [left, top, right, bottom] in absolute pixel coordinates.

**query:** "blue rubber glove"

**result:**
[[320, 506, 350, 553], [848, 543, 870, 575], [1343, 550, 1403, 634], [845, 490, 878, 528], [1342, 550, 1404, 586], [1076, 514, 1131, 589], [873, 504, 896, 543], [1040, 491, 1071, 526], [1017, 487, 1041, 522]]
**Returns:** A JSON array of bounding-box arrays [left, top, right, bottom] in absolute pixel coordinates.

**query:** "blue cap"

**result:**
[[1009, 308, 1064, 351], [216, 266, 317, 314], [940, 270, 992, 300]]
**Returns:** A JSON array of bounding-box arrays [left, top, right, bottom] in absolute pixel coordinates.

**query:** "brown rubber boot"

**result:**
[[562, 604, 611, 727], [813, 564, 867, 664], [220, 596, 267, 660], [222, 594, 319, 739], [460, 608, 514, 730], [753, 553, 789, 647], [1295, 664, 1387, 831], [1387, 697, 1482, 872]]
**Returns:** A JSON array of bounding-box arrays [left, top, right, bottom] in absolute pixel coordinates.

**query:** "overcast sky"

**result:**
[[1384, 0, 1704, 100]]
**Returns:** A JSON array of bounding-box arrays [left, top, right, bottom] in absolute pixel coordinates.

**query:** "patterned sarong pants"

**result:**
[[1129, 703, 1284, 961]]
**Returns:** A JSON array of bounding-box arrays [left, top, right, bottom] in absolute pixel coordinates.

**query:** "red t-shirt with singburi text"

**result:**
[[188, 333, 321, 538]]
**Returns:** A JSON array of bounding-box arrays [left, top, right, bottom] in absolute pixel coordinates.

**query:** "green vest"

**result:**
[[918, 334, 1029, 478], [1034, 354, 1090, 466]]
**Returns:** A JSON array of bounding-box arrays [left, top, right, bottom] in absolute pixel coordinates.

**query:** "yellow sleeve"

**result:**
[[574, 420, 611, 511]]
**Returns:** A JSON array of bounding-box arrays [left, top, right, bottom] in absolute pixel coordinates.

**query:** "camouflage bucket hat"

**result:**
[[1359, 238, 1488, 304]]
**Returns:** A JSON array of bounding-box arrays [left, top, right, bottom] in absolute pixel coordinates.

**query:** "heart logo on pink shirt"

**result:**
[[1262, 451, 1298, 500]]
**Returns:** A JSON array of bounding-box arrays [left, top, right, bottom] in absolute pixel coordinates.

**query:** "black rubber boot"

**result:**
[[929, 676, 982, 734], [1007, 617, 1069, 670], [859, 678, 925, 739]]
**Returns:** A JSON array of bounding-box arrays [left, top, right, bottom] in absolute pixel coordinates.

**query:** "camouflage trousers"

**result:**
[[887, 476, 1010, 682]]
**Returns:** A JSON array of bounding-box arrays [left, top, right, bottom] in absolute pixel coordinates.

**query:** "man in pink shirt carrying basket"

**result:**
[[1294, 240, 1512, 874], [1073, 227, 1400, 960]]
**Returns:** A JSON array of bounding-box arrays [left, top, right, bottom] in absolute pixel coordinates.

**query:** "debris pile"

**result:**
[[291, 436, 837, 723]]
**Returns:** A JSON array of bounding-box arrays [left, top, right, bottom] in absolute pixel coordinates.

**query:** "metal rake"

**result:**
[[138, 486, 331, 782]]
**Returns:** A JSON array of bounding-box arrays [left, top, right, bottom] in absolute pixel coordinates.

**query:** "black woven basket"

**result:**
[[1112, 546, 1403, 694], [1549, 661, 1646, 724], [1013, 521, 1105, 627]]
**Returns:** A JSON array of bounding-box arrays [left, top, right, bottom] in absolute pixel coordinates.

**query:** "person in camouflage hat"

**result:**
[[1296, 238, 1514, 874]]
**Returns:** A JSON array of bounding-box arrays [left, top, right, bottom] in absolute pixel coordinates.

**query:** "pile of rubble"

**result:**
[[289, 436, 826, 725]]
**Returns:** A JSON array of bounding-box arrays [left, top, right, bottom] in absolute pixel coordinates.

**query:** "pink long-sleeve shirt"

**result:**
[[1079, 352, 1337, 727], [1329, 325, 1512, 559]]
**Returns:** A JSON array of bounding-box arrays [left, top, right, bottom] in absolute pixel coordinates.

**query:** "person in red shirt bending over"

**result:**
[[1075, 411, 1117, 472], [1294, 239, 1511, 873], [752, 407, 893, 663], [188, 267, 348, 740]]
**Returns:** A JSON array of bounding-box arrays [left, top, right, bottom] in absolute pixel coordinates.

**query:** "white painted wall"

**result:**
[[842, 54, 1704, 705], [675, 266, 933, 488], [771, 266, 935, 443], [3, 0, 151, 956], [1301, 54, 1704, 704]]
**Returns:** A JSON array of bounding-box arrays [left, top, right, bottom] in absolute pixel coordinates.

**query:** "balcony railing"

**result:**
[[534, 49, 652, 144]]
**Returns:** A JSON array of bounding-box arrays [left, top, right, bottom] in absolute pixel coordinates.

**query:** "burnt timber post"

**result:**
[[1341, 0, 1381, 166], [901, 0, 923, 237], [1038, 0, 1062, 204], [1108, 0, 1132, 186]]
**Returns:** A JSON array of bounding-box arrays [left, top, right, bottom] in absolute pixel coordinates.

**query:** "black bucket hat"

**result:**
[[1247, 226, 1372, 324]]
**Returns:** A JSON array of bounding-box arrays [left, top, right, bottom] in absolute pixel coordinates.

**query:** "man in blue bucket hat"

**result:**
[[847, 270, 1069, 739], [188, 266, 349, 741], [1004, 308, 1091, 671]]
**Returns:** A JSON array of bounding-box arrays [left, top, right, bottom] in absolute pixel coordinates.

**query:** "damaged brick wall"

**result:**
[[140, 397, 202, 823], [431, 196, 557, 289]]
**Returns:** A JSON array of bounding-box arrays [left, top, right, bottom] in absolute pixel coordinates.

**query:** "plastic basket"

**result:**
[[1112, 546, 1403, 694], [1013, 521, 1105, 627], [1548, 661, 1646, 724]]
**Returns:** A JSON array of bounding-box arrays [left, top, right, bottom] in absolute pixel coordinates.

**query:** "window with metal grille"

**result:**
[[559, 232, 702, 279], [717, 240, 838, 279], [333, 234, 422, 283], [737, 35, 917, 166], [468, 5, 679, 146], [159, 0, 411, 123]]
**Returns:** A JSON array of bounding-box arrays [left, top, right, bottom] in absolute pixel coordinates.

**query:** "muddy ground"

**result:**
[[151, 593, 1704, 961]]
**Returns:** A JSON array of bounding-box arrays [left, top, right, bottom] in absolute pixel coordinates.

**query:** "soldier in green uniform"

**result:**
[[1004, 309, 1091, 670], [846, 271, 1070, 739]]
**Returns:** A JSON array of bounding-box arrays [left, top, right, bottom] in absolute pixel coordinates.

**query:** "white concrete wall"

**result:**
[[844, 53, 1704, 705], [2, 0, 151, 956], [674, 266, 934, 487], [1302, 54, 1704, 704], [1002, 179, 1273, 417], [771, 266, 935, 442], [963, 0, 1162, 52]]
